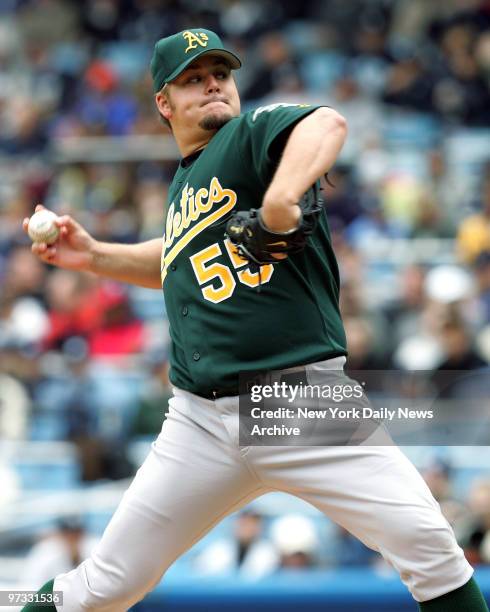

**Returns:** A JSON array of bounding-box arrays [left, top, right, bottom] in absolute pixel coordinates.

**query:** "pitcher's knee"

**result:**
[[84, 558, 161, 610], [405, 521, 456, 558], [381, 520, 473, 602]]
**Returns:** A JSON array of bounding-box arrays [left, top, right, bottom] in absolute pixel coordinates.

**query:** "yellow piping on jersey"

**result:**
[[161, 177, 237, 283]]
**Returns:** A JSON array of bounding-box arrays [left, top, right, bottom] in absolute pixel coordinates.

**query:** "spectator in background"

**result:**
[[241, 31, 299, 102], [20, 517, 98, 589], [62, 336, 134, 481], [88, 282, 145, 357], [193, 510, 277, 578], [423, 148, 465, 229], [411, 189, 454, 239], [76, 60, 138, 137], [0, 363, 31, 440], [0, 247, 49, 351], [322, 165, 363, 232], [381, 48, 435, 114], [131, 346, 172, 437], [58, 336, 101, 481], [340, 280, 391, 364], [2, 245, 47, 303], [343, 316, 379, 370], [383, 264, 427, 347], [41, 274, 145, 358], [328, 75, 383, 159], [458, 480, 490, 566], [350, 4, 393, 63], [270, 514, 319, 569], [422, 458, 467, 527], [332, 525, 380, 567], [433, 22, 490, 126], [80, 0, 127, 43], [32, 335, 134, 480], [0, 323, 42, 400], [0, 291, 48, 353], [345, 198, 405, 250], [473, 250, 490, 325], [415, 264, 480, 362], [133, 172, 168, 240], [435, 311, 487, 371], [457, 169, 490, 263], [428, 308, 489, 443], [42, 270, 100, 351]]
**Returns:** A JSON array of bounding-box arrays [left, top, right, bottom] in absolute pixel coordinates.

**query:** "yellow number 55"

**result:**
[[190, 240, 274, 303]]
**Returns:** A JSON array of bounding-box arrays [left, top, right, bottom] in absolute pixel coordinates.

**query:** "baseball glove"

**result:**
[[225, 182, 323, 266]]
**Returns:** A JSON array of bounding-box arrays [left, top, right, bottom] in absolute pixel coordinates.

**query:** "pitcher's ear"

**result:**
[[155, 91, 172, 121]]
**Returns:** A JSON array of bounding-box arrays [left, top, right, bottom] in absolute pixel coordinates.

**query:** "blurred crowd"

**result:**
[[0, 0, 489, 152], [1, 0, 490, 579]]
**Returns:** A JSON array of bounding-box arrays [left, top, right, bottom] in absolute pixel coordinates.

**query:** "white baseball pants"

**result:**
[[54, 358, 473, 610]]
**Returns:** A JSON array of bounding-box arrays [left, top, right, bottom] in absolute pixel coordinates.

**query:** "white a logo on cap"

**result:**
[[183, 31, 209, 53]]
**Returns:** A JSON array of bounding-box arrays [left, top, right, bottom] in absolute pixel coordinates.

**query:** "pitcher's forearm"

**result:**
[[90, 238, 163, 289]]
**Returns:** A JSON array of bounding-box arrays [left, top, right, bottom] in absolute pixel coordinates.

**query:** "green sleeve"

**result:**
[[238, 103, 326, 185]]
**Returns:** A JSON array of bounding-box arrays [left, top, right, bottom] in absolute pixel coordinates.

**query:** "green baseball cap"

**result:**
[[150, 28, 242, 93]]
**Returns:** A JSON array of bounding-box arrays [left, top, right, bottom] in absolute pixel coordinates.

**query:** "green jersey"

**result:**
[[160, 103, 347, 397]]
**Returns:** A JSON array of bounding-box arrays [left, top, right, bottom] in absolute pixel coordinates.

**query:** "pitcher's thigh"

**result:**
[[55, 415, 263, 611], [280, 445, 473, 602]]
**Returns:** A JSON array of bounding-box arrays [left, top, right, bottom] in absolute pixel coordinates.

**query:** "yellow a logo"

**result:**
[[183, 31, 209, 53]]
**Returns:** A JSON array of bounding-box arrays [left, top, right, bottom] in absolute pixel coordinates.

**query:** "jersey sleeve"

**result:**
[[238, 103, 326, 185]]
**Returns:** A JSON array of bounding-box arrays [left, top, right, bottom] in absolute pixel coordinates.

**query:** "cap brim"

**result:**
[[165, 49, 241, 84]]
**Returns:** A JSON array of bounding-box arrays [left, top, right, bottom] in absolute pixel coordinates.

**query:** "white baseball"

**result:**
[[28, 210, 60, 244]]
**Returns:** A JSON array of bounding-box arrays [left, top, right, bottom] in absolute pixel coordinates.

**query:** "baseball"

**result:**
[[28, 210, 60, 244]]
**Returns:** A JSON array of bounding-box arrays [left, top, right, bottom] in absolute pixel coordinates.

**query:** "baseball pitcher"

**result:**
[[22, 28, 488, 612]]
